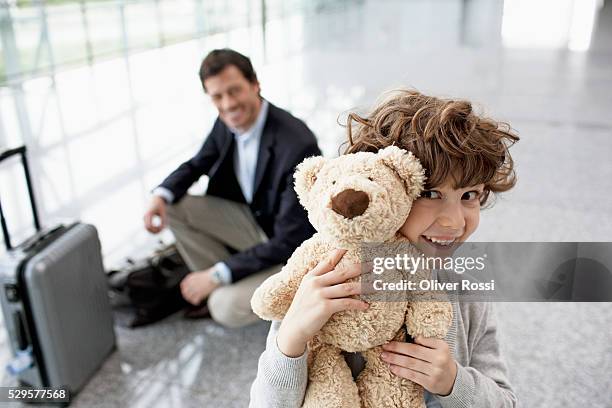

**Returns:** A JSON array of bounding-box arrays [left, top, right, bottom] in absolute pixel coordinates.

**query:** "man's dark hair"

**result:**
[[199, 48, 258, 91]]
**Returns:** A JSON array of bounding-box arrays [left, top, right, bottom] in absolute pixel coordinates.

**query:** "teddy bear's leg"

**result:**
[[302, 344, 360, 408], [357, 330, 425, 408], [405, 293, 453, 340]]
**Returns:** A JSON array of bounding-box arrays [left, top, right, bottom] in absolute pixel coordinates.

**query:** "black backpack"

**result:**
[[107, 244, 189, 328]]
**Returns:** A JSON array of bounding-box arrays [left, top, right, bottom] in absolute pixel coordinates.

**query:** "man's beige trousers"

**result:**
[[166, 195, 281, 328]]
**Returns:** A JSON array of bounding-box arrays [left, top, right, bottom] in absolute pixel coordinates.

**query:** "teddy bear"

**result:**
[[251, 146, 453, 408]]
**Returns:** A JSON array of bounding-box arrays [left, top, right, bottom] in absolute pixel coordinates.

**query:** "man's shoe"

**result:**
[[183, 302, 211, 319]]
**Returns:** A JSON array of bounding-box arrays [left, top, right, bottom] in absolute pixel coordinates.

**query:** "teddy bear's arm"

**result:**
[[251, 234, 326, 321], [405, 289, 453, 340]]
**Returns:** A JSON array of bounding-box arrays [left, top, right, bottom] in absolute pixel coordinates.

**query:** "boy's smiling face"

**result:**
[[399, 179, 484, 257]]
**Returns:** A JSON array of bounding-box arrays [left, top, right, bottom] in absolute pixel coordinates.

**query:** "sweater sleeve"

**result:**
[[435, 303, 519, 408], [249, 321, 309, 408]]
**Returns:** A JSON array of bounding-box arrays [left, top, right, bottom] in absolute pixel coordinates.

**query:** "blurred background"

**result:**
[[0, 0, 611, 406]]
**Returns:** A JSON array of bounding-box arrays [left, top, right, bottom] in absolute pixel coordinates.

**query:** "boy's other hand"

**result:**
[[381, 335, 458, 396]]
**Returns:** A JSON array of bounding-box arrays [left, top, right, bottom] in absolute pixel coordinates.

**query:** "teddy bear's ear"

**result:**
[[378, 146, 426, 200], [294, 155, 327, 205]]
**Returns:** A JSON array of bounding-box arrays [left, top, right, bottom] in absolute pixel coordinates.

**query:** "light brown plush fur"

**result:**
[[251, 146, 453, 408]]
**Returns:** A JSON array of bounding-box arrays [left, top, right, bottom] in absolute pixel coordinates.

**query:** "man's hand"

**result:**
[[180, 268, 221, 305], [380, 335, 458, 396], [143, 196, 168, 234]]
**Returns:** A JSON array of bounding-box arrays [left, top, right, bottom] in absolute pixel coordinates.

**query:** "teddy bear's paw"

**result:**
[[303, 345, 360, 408], [250, 269, 305, 321], [357, 346, 426, 408], [302, 391, 359, 408], [357, 370, 425, 408], [406, 300, 453, 339]]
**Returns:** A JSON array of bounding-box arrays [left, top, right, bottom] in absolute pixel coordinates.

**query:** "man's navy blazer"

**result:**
[[159, 102, 321, 282]]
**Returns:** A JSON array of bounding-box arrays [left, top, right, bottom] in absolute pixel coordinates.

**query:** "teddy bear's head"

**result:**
[[294, 146, 425, 245]]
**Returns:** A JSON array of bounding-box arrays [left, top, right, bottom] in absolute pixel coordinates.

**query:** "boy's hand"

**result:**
[[277, 249, 370, 358], [381, 335, 458, 396]]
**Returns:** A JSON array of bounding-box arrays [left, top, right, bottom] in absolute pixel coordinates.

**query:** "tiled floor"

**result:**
[[70, 316, 270, 407], [1, 0, 611, 406]]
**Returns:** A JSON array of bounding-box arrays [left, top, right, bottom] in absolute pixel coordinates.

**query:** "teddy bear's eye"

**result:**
[[332, 180, 336, 185], [367, 176, 374, 181]]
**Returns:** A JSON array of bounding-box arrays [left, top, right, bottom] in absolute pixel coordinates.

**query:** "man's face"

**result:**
[[203, 65, 261, 132], [399, 179, 484, 257]]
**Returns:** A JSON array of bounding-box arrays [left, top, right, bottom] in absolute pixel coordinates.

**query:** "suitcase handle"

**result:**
[[0, 146, 42, 250], [13, 311, 30, 351]]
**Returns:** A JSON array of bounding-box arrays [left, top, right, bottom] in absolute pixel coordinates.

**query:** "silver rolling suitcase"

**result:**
[[0, 146, 116, 394]]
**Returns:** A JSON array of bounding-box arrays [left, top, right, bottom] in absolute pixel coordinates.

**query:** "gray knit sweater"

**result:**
[[249, 275, 519, 407]]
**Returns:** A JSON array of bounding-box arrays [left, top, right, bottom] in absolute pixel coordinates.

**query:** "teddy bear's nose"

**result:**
[[331, 189, 369, 219]]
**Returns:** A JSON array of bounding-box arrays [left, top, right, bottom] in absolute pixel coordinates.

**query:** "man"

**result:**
[[143, 48, 320, 328]]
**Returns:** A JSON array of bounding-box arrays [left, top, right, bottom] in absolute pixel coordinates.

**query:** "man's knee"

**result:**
[[165, 198, 187, 223], [165, 195, 218, 229], [166, 198, 200, 234], [207, 286, 257, 328]]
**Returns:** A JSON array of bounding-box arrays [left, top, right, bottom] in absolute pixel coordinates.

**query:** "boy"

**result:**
[[250, 90, 520, 407]]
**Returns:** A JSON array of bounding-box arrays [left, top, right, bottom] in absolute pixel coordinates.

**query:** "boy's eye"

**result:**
[[462, 191, 481, 201], [420, 190, 441, 199]]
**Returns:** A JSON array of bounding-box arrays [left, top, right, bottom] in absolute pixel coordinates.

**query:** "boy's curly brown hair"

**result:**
[[343, 89, 519, 206]]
